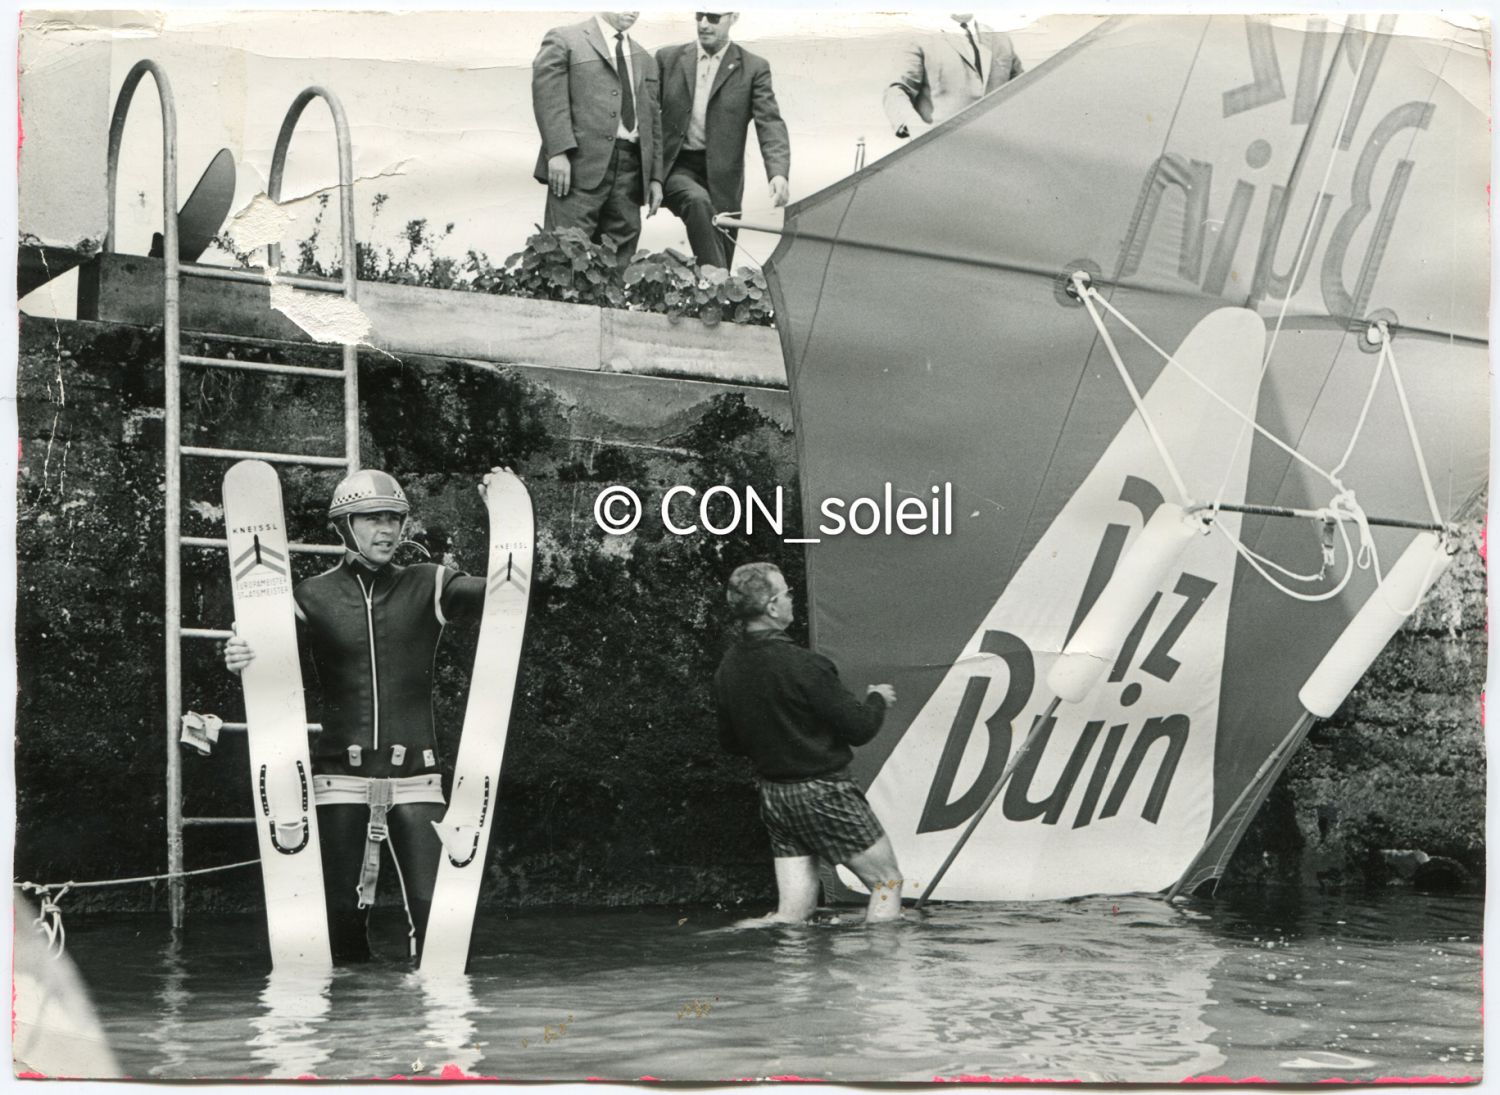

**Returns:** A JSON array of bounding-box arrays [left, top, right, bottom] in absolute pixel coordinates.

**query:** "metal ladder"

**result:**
[[106, 61, 362, 928]]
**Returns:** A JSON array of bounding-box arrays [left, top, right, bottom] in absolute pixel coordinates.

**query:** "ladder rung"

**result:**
[[182, 627, 233, 641], [182, 816, 256, 827], [181, 445, 348, 468], [182, 535, 344, 557], [179, 262, 346, 294], [182, 355, 347, 380], [218, 722, 323, 734]]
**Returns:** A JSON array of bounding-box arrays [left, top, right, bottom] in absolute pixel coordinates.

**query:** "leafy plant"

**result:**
[[221, 196, 775, 327], [623, 248, 774, 327], [496, 227, 626, 308]]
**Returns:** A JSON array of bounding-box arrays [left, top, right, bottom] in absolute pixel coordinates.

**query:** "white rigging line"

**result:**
[[1380, 328, 1445, 526], [1087, 288, 1337, 488], [1073, 282, 1448, 608], [1073, 273, 1191, 507]]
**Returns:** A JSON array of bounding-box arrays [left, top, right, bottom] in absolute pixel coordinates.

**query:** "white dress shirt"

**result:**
[[951, 20, 988, 83], [595, 15, 640, 141], [684, 46, 726, 151]]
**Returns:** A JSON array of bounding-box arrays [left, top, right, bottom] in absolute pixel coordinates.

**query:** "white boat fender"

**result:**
[[1047, 503, 1202, 704], [1298, 531, 1453, 718]]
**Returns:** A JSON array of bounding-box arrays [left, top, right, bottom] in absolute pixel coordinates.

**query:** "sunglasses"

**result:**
[[695, 13, 725, 24]]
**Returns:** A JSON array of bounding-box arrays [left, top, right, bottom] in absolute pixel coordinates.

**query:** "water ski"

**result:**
[[420, 469, 534, 975], [223, 459, 332, 970]]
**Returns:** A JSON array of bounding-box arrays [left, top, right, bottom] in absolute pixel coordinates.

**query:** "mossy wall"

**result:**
[[16, 315, 800, 911], [1273, 536, 1487, 890], [14, 314, 1486, 911]]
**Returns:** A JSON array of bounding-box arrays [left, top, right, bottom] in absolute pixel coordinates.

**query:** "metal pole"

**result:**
[[1164, 712, 1314, 902], [1186, 501, 1447, 534], [161, 90, 183, 933], [108, 60, 183, 927], [916, 696, 1061, 909], [266, 87, 361, 473]]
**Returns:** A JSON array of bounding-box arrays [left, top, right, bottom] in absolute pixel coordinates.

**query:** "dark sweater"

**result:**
[[713, 629, 886, 780]]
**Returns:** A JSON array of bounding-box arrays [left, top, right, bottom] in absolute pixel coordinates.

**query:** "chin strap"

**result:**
[[337, 515, 416, 568]]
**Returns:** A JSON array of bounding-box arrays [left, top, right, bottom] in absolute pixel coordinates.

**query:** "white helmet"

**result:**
[[328, 469, 410, 519]]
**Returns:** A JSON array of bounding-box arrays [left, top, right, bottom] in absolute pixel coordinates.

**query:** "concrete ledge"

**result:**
[[78, 252, 787, 388]]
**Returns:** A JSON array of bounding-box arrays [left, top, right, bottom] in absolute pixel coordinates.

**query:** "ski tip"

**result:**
[[483, 468, 534, 508], [223, 459, 282, 492]]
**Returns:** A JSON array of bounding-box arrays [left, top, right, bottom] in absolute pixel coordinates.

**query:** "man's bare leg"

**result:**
[[844, 836, 905, 923], [773, 856, 821, 921], [733, 856, 820, 927]]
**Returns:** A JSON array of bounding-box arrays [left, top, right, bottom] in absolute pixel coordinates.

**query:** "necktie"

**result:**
[[615, 31, 636, 132], [960, 22, 983, 77]]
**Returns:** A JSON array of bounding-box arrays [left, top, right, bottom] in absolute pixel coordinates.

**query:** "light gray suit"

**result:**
[[883, 24, 1023, 135]]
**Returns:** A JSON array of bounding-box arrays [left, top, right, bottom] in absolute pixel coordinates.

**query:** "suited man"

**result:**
[[884, 14, 1023, 138], [533, 12, 664, 266], [656, 12, 790, 270]]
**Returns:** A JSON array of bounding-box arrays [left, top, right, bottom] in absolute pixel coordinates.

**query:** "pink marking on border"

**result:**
[[17, 1072, 48, 1079], [934, 1076, 1079, 1084], [15, 13, 23, 161], [1184, 1077, 1475, 1086], [765, 1076, 824, 1083], [1373, 1078, 1477, 1085], [437, 1064, 493, 1080], [1182, 1077, 1270, 1084]]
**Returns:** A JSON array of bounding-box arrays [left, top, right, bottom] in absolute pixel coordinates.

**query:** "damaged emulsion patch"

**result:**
[[267, 281, 371, 345], [226, 190, 372, 345], [225, 192, 299, 253]]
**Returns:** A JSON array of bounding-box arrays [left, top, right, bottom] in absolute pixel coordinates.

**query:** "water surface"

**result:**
[[65, 890, 1481, 1082]]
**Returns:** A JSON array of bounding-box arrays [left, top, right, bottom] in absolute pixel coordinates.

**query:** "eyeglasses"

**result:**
[[695, 13, 725, 24]]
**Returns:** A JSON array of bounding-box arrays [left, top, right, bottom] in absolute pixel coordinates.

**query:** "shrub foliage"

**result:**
[[254, 194, 775, 327]]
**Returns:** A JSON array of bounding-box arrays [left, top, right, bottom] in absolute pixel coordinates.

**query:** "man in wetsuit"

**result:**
[[225, 469, 488, 962], [713, 562, 906, 924]]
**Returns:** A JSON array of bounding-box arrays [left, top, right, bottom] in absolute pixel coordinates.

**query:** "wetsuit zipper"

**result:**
[[356, 571, 380, 749]]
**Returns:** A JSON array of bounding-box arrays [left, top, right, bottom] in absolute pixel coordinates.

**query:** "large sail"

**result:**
[[764, 15, 1488, 901]]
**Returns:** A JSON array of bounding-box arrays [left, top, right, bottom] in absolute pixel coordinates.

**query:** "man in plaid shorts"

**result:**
[[714, 562, 905, 924]]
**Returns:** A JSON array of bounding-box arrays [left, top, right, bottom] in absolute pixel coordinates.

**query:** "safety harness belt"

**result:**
[[312, 773, 445, 955]]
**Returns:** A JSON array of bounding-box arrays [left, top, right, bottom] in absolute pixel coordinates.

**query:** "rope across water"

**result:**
[[16, 859, 261, 958]]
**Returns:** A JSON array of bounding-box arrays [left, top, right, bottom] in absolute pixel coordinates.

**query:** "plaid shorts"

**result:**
[[757, 772, 887, 863]]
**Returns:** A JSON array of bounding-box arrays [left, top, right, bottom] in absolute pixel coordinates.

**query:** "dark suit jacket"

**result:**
[[532, 19, 664, 193], [656, 41, 790, 216]]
